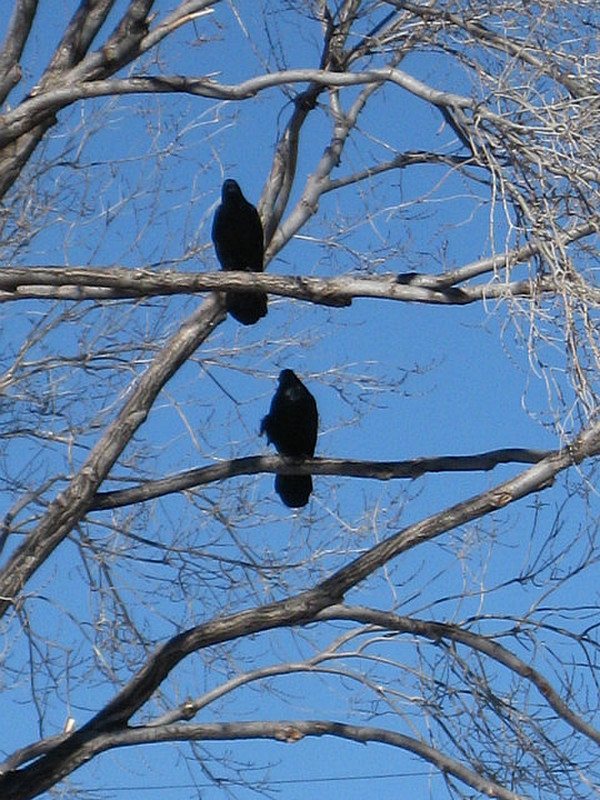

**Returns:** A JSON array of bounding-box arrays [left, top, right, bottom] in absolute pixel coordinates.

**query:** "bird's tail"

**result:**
[[275, 474, 313, 508], [226, 292, 268, 326]]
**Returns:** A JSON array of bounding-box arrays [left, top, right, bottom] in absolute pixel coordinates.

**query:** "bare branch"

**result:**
[[39, 0, 116, 80], [391, 0, 595, 99], [259, 2, 341, 243], [0, 266, 598, 309], [141, 1, 218, 53], [53, 440, 599, 736], [322, 606, 600, 748], [437, 218, 600, 287], [0, 295, 225, 620], [0, 68, 474, 148], [318, 420, 600, 600], [3, 422, 599, 797], [0, 0, 39, 104], [0, 720, 526, 800], [3, 4, 600, 797], [91, 448, 552, 511], [0, 733, 71, 775]]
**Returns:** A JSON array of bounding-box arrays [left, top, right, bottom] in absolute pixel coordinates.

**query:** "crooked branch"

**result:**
[[0, 295, 226, 620], [0, 720, 526, 800], [0, 67, 473, 146], [0, 267, 598, 307], [322, 605, 600, 748], [91, 447, 552, 510], [3, 425, 600, 798]]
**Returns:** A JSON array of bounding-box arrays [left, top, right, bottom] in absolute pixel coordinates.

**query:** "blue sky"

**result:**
[[1, 2, 595, 799]]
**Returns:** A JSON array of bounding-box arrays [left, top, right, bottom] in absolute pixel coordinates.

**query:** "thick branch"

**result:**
[[91, 448, 552, 510], [39, 0, 116, 79], [259, 3, 341, 244], [0, 68, 473, 147], [322, 605, 600, 748], [0, 267, 597, 308], [58, 1, 218, 86], [0, 295, 225, 620], [0, 0, 172, 198], [3, 426, 599, 797], [0, 0, 39, 104], [0, 720, 526, 800], [317, 420, 600, 599]]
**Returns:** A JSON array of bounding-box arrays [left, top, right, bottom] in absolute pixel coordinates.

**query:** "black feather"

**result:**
[[261, 370, 318, 508], [212, 179, 267, 325]]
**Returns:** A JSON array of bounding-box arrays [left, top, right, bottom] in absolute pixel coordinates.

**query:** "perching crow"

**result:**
[[211, 179, 267, 325], [261, 369, 318, 508]]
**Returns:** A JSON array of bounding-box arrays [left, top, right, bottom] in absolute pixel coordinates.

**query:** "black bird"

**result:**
[[211, 179, 267, 325], [261, 369, 318, 508]]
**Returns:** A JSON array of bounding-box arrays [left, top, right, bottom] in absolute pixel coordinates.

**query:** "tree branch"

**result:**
[[259, 3, 344, 244], [0, 720, 526, 800], [0, 295, 225, 620], [3, 425, 599, 797], [391, 0, 594, 99], [91, 448, 552, 510], [39, 0, 116, 79], [0, 68, 474, 148], [321, 605, 600, 748], [317, 420, 600, 600], [0, 266, 598, 308], [141, 1, 218, 54], [0, 0, 39, 104]]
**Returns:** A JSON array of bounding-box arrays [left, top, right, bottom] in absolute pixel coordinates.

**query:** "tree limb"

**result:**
[[0, 266, 597, 308], [0, 720, 527, 800], [3, 425, 599, 797], [0, 68, 474, 147], [0, 0, 39, 104], [0, 295, 225, 620], [321, 605, 600, 748], [91, 448, 552, 510]]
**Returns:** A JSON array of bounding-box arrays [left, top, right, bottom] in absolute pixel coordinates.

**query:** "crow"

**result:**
[[211, 179, 268, 325], [261, 369, 318, 508]]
